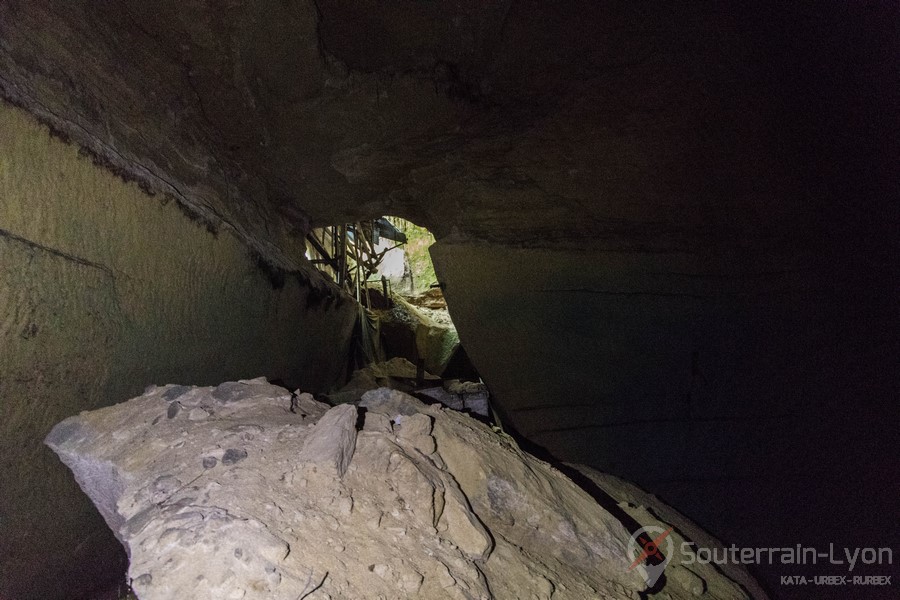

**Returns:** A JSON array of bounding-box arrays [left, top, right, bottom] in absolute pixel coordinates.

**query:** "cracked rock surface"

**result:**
[[47, 379, 763, 599]]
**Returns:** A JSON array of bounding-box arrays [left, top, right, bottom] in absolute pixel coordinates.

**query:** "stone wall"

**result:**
[[0, 102, 357, 600], [431, 239, 899, 595]]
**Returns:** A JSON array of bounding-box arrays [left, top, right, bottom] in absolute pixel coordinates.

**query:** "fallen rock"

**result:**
[[326, 357, 440, 405], [46, 381, 765, 600], [376, 295, 460, 377], [405, 287, 449, 311], [297, 404, 358, 478], [418, 379, 491, 418], [359, 386, 434, 418]]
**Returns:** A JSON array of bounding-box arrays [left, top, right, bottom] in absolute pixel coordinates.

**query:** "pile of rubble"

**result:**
[[46, 379, 766, 599]]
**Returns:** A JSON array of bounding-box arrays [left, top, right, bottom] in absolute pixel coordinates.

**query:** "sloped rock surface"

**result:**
[[48, 379, 762, 599], [571, 467, 770, 600]]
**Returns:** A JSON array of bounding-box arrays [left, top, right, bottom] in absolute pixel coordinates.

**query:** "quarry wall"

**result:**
[[0, 102, 356, 600]]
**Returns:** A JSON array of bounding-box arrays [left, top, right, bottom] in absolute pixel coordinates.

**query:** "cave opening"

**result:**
[[303, 216, 485, 417], [304, 216, 443, 302]]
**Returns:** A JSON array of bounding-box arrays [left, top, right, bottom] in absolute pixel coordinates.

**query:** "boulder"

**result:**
[[297, 404, 358, 478], [47, 381, 765, 600]]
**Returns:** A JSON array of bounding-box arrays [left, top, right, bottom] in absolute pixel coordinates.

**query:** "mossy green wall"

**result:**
[[0, 102, 357, 600]]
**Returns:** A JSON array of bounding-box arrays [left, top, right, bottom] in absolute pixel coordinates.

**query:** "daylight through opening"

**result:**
[[305, 217, 486, 417]]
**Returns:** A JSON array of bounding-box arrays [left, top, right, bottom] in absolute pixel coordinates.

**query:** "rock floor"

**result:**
[[47, 378, 766, 599]]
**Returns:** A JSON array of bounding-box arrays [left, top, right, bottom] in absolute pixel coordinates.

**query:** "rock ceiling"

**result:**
[[6, 1, 890, 266]]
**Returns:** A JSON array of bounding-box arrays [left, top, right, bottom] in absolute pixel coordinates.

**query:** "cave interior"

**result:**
[[0, 1, 897, 599]]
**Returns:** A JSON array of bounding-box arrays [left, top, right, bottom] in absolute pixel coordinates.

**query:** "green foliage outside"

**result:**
[[389, 217, 437, 294]]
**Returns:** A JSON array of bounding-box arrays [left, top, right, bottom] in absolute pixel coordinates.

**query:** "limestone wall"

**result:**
[[431, 239, 898, 595], [0, 102, 357, 600]]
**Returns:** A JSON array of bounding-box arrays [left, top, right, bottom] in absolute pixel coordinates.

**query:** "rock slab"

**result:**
[[297, 403, 358, 478], [47, 380, 765, 600]]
